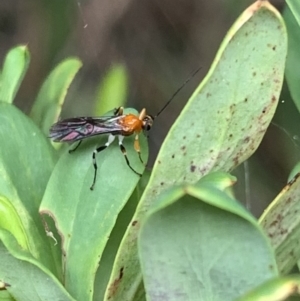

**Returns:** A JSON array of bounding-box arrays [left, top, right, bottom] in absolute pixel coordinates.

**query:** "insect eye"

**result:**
[[143, 116, 153, 131]]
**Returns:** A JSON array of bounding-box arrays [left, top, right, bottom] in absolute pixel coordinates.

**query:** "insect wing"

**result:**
[[49, 116, 124, 142]]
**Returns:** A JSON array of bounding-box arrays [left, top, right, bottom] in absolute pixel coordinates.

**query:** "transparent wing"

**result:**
[[49, 115, 124, 142]]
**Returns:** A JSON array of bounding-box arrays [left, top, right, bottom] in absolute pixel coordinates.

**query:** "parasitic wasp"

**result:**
[[49, 68, 200, 190]]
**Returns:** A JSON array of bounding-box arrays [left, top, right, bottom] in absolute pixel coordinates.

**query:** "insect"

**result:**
[[49, 68, 200, 190]]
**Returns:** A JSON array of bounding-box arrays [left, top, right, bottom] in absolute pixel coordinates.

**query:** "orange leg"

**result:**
[[134, 134, 143, 164]]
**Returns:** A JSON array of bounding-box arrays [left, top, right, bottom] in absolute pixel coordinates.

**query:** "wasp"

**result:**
[[50, 107, 153, 190], [49, 68, 200, 190]]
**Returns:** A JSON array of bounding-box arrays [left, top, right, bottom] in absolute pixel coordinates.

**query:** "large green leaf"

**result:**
[[40, 108, 148, 301], [284, 6, 300, 112], [286, 0, 300, 26], [105, 2, 287, 300], [93, 172, 150, 301], [0, 46, 30, 104], [0, 231, 75, 301], [0, 290, 15, 301], [30, 58, 82, 135], [0, 103, 59, 277], [259, 173, 300, 274], [139, 172, 277, 301]]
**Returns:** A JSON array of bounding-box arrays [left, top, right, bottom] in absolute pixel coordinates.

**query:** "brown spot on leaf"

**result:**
[[107, 267, 125, 298], [287, 173, 300, 186], [244, 136, 250, 143], [280, 229, 288, 235], [132, 221, 138, 226], [232, 156, 239, 166], [270, 220, 278, 227], [190, 165, 196, 172]]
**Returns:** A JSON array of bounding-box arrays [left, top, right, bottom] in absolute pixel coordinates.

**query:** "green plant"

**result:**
[[1, 1, 300, 301]]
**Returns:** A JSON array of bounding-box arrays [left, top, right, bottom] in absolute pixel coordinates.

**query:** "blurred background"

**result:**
[[1, 0, 298, 216]]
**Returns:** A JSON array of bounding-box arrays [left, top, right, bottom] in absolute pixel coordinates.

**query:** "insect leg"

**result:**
[[118, 135, 142, 176], [69, 140, 82, 154], [114, 107, 124, 116], [90, 134, 115, 190], [134, 134, 143, 164]]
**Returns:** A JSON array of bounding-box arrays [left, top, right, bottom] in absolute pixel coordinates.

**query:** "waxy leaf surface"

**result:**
[[40, 108, 149, 301], [105, 2, 287, 300], [0, 46, 30, 104], [260, 173, 300, 274], [30, 58, 82, 135], [0, 234, 75, 301], [0, 103, 59, 276], [139, 173, 277, 301]]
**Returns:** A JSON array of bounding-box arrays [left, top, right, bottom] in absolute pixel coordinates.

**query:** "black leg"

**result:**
[[90, 134, 115, 190], [119, 144, 142, 177], [69, 140, 82, 154], [90, 145, 107, 190], [138, 152, 143, 164]]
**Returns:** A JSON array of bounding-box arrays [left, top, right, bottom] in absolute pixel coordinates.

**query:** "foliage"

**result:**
[[0, 1, 300, 301]]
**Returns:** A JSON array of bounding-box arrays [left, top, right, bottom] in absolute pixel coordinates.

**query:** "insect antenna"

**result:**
[[154, 66, 202, 118]]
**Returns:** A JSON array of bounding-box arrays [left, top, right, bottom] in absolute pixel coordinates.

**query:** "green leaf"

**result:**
[[259, 173, 300, 274], [235, 275, 300, 301], [139, 172, 277, 301], [30, 58, 82, 135], [106, 2, 287, 300], [40, 108, 149, 301], [0, 103, 60, 278], [0, 46, 30, 104], [0, 290, 15, 301], [0, 195, 29, 251], [288, 162, 300, 182], [0, 231, 75, 301], [94, 63, 128, 115], [283, 6, 300, 112], [286, 0, 300, 26], [93, 184, 145, 301]]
